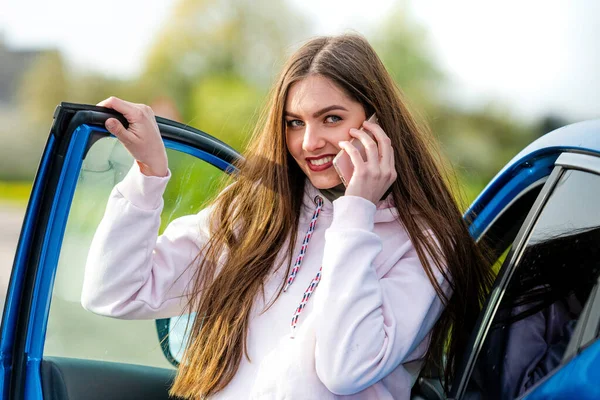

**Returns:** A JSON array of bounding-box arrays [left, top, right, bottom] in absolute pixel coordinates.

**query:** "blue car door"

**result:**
[[0, 103, 241, 400], [447, 149, 600, 400]]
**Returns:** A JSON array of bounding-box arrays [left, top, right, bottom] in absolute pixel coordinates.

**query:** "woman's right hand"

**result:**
[[97, 97, 169, 177]]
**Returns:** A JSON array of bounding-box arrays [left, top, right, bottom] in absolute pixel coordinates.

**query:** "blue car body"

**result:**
[[466, 119, 600, 240]]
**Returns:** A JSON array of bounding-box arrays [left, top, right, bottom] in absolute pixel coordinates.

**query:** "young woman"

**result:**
[[82, 34, 494, 399]]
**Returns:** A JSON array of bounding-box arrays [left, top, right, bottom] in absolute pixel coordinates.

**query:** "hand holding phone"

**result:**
[[332, 114, 378, 187]]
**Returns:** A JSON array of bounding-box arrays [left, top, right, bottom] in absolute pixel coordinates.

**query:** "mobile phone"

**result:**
[[332, 114, 378, 187]]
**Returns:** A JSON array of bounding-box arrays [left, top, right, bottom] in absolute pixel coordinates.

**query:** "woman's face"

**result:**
[[285, 75, 366, 189]]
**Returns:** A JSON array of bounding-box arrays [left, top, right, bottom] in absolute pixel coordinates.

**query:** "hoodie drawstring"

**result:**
[[284, 196, 324, 336]]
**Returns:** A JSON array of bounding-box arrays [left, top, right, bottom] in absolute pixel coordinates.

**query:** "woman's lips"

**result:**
[[306, 155, 335, 172]]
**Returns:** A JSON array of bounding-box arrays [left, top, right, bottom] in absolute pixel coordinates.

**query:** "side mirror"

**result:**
[[156, 313, 196, 367]]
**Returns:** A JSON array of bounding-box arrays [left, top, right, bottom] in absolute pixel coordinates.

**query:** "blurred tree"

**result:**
[[16, 51, 68, 127], [141, 0, 309, 125], [370, 5, 444, 115], [1, 0, 541, 201], [127, 0, 312, 208], [368, 4, 540, 198], [66, 74, 135, 105], [429, 104, 537, 191], [537, 114, 569, 138], [0, 51, 68, 180], [188, 74, 265, 150]]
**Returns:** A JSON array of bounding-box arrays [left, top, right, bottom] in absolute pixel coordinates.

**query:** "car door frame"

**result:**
[[554, 154, 600, 361], [449, 150, 600, 399], [0, 103, 241, 399]]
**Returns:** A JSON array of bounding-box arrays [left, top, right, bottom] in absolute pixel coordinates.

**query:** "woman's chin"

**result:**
[[306, 173, 343, 190]]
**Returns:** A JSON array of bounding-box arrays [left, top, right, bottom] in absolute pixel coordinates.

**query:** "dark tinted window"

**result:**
[[466, 169, 600, 400]]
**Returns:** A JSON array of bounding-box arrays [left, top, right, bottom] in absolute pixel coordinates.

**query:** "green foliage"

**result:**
[[370, 6, 443, 114], [3, 0, 543, 203], [188, 74, 265, 150], [0, 181, 32, 205], [66, 74, 143, 105], [368, 5, 538, 189], [17, 51, 68, 127], [141, 0, 308, 120], [431, 105, 537, 184]]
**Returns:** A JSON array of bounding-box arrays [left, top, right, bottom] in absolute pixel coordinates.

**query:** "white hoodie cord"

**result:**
[[285, 196, 324, 337]]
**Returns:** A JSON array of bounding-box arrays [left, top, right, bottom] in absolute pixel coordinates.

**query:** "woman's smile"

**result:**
[[306, 155, 336, 171]]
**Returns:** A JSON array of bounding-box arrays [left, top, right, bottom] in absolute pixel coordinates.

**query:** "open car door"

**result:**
[[0, 103, 241, 400]]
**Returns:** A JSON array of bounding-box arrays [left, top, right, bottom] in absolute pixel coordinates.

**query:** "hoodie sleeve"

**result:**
[[313, 195, 448, 395], [81, 162, 212, 320]]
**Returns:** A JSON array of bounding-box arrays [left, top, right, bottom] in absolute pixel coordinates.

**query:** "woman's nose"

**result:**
[[302, 125, 325, 152]]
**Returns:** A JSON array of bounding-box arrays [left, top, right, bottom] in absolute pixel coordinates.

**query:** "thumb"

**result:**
[[105, 118, 131, 141]]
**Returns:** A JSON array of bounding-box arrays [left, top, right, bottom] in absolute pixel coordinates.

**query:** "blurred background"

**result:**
[[1, 0, 599, 280]]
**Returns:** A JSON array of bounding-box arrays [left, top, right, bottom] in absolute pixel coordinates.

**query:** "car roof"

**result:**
[[494, 119, 600, 179], [466, 119, 600, 238]]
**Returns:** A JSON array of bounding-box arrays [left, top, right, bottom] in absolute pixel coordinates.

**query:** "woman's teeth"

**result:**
[[309, 156, 333, 166]]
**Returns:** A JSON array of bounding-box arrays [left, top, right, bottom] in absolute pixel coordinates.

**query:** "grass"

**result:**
[[0, 181, 33, 206]]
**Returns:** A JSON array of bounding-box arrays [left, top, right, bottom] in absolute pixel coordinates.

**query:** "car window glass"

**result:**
[[580, 280, 600, 349], [492, 246, 511, 274], [168, 312, 196, 363], [43, 136, 225, 368], [465, 169, 600, 400]]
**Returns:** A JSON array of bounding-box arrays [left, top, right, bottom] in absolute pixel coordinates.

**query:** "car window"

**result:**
[[580, 281, 600, 349], [402, 180, 544, 400], [478, 180, 544, 263], [464, 169, 600, 400], [43, 136, 225, 368]]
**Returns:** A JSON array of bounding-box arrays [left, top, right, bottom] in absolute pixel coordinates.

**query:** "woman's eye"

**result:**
[[286, 119, 304, 128], [324, 115, 342, 124]]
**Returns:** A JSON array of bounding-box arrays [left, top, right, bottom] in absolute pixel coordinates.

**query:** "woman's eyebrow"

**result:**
[[313, 105, 348, 118], [284, 105, 349, 119]]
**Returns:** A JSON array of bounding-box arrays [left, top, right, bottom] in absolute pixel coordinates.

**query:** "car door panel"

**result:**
[[411, 166, 551, 400], [451, 154, 600, 400], [6, 124, 95, 399], [448, 166, 565, 400], [522, 339, 600, 400], [26, 124, 94, 399], [1, 132, 56, 399], [40, 357, 175, 400], [0, 103, 240, 399]]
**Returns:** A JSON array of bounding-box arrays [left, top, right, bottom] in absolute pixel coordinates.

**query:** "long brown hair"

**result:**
[[170, 34, 494, 398]]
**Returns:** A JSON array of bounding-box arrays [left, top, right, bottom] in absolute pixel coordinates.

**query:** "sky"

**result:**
[[1, 0, 598, 122], [409, 0, 600, 122]]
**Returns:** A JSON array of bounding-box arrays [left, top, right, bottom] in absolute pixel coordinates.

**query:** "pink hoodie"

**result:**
[[82, 163, 450, 399]]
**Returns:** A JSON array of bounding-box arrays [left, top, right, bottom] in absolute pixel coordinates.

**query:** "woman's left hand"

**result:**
[[338, 120, 397, 204]]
